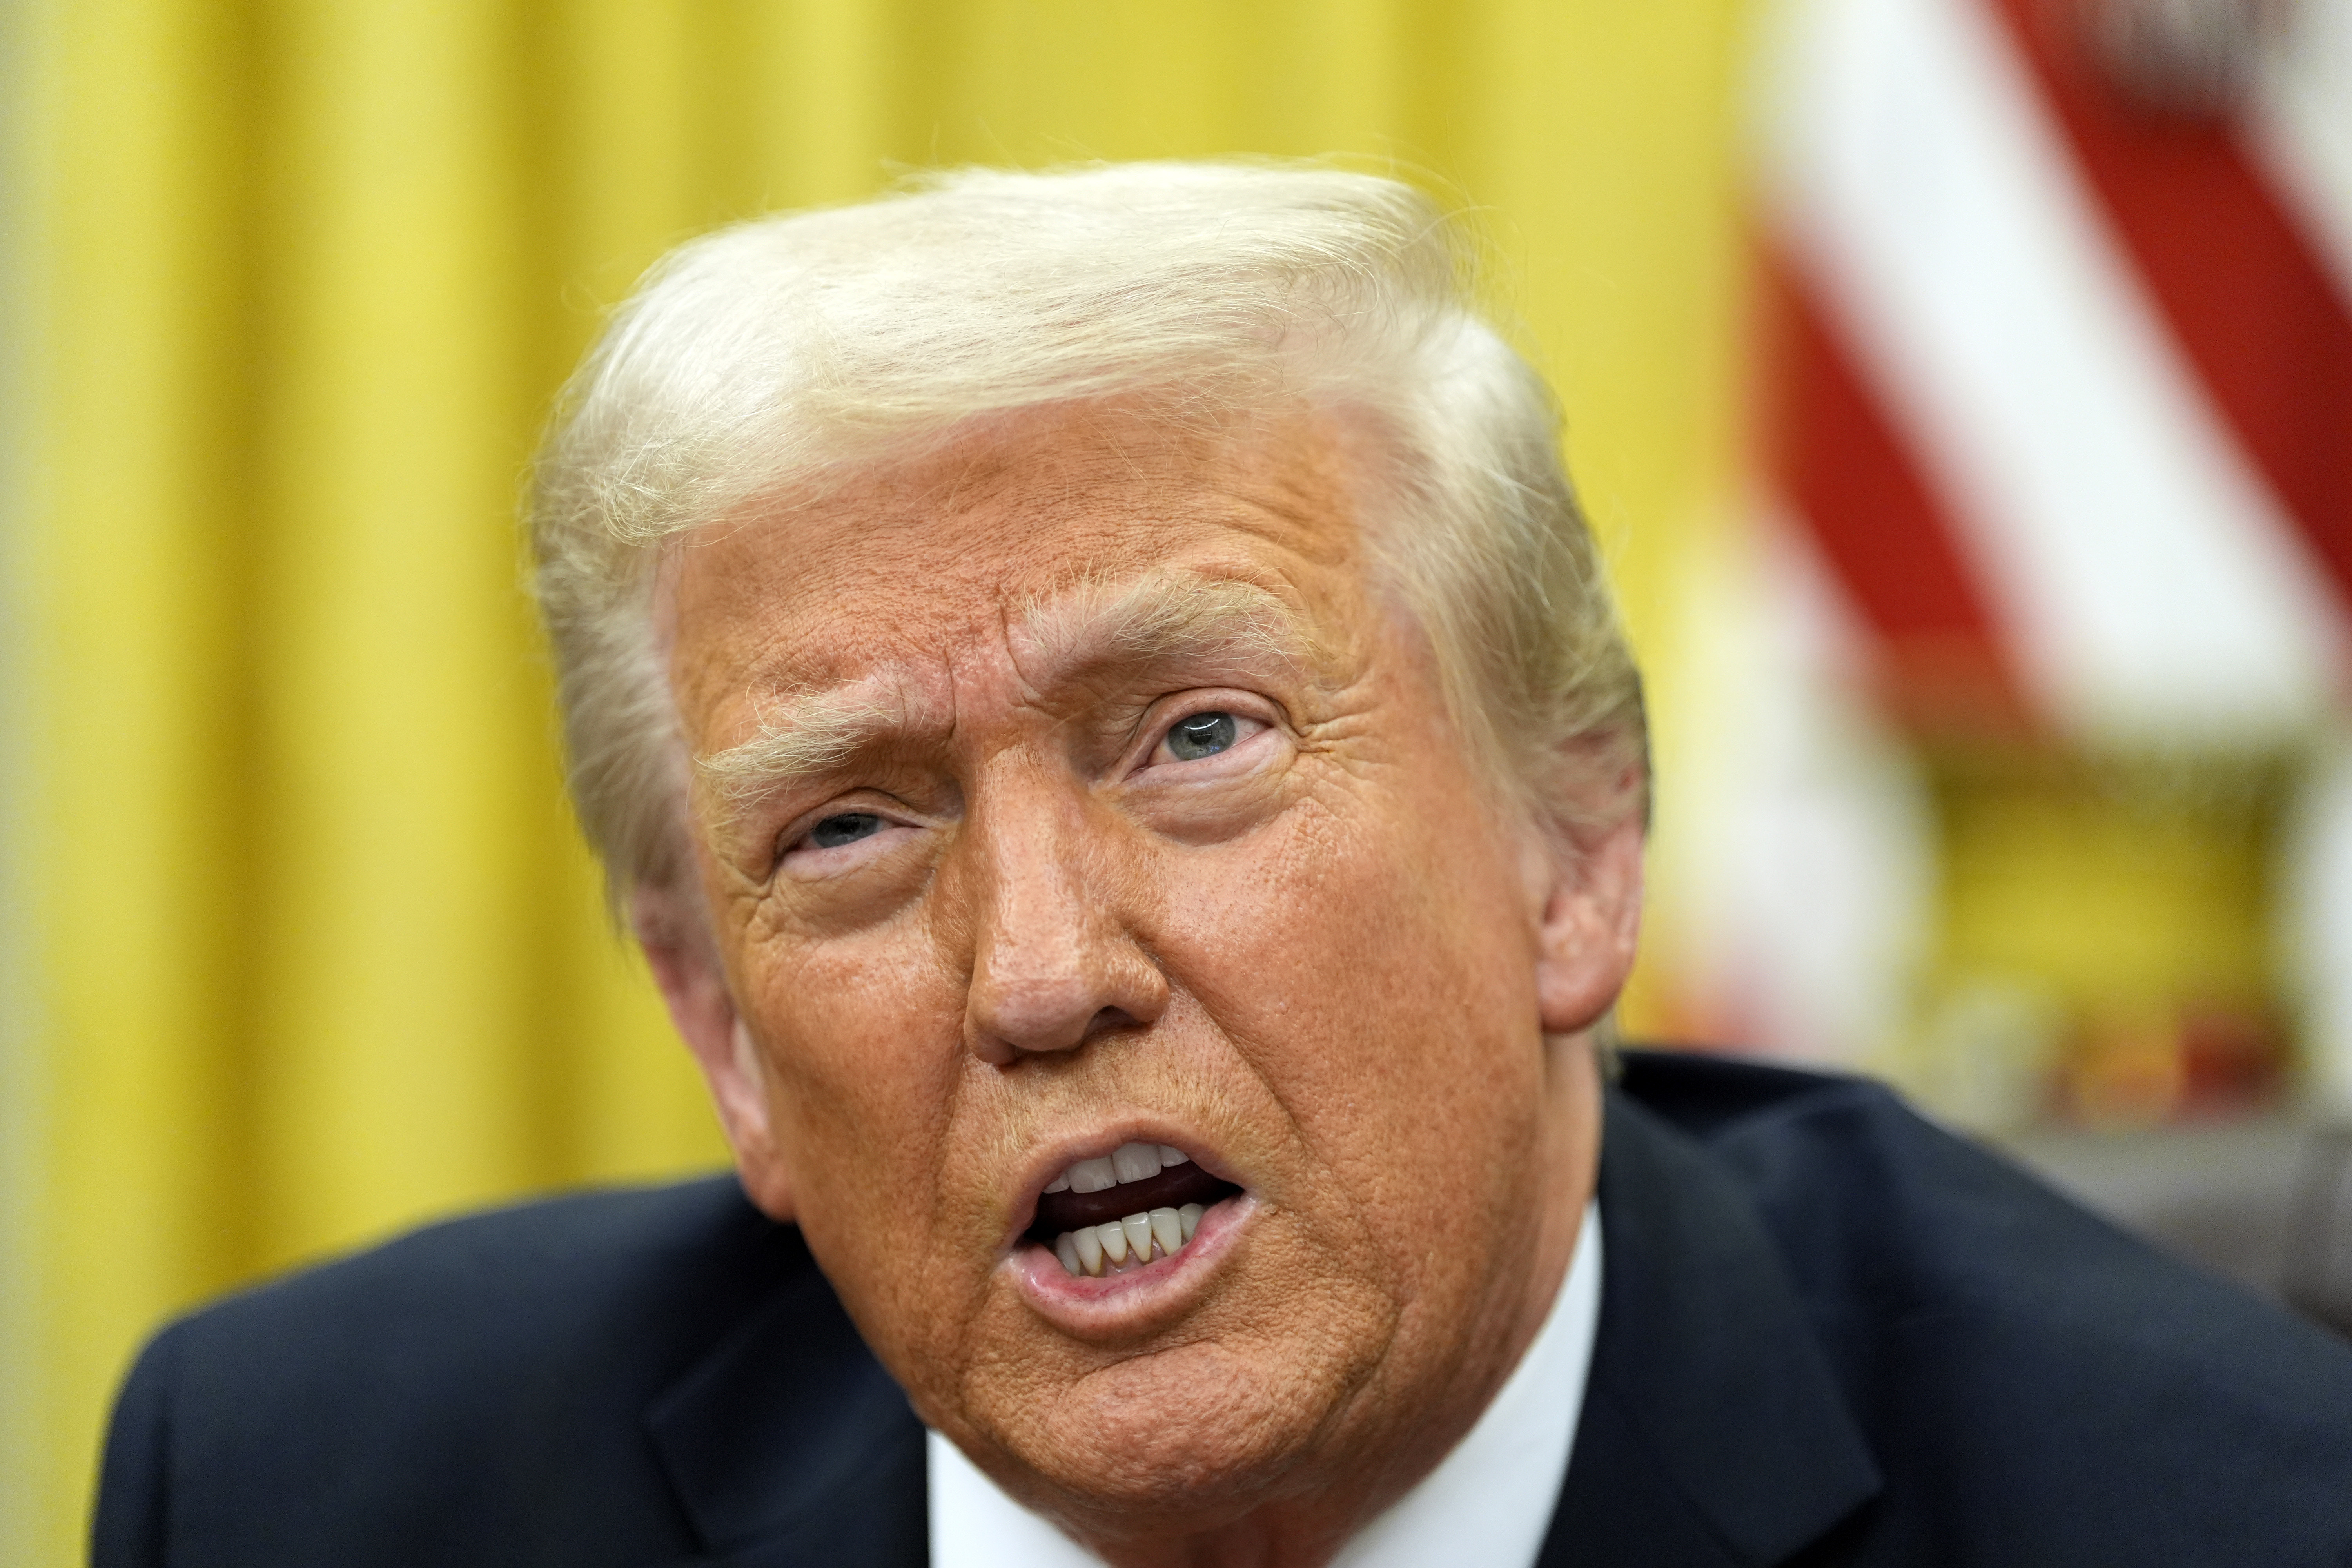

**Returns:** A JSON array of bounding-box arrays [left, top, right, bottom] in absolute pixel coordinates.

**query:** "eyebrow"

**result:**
[[1016, 570, 1314, 687], [694, 572, 1316, 820], [697, 683, 907, 816]]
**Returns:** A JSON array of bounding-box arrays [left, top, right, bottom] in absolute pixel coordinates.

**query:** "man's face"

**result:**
[[660, 404, 1623, 1536]]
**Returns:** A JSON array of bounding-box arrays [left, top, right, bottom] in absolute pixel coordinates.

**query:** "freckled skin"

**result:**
[[644, 402, 1644, 1568]]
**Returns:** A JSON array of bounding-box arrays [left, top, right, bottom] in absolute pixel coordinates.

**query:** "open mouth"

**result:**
[[1027, 1141, 1244, 1278]]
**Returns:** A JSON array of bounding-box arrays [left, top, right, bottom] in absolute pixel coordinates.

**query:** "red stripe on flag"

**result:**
[[1760, 242, 2033, 734], [1986, 0, 2352, 598]]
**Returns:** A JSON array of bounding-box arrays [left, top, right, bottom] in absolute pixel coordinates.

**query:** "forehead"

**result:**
[[666, 404, 1368, 703]]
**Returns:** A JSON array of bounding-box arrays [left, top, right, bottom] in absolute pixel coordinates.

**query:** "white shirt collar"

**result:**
[[927, 1200, 1603, 1568]]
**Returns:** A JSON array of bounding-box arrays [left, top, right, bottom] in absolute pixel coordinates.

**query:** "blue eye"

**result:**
[[1165, 711, 1238, 760], [808, 812, 883, 849]]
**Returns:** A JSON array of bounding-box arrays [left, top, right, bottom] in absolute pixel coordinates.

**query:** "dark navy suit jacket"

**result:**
[[94, 1052, 2352, 1566]]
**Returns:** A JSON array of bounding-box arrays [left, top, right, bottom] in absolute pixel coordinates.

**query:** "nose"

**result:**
[[947, 769, 1169, 1067]]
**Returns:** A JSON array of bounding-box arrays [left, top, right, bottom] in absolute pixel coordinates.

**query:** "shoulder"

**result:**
[[149, 1174, 804, 1414], [96, 1176, 823, 1567], [1614, 1049, 2352, 1560], [1614, 1047, 2350, 1383]]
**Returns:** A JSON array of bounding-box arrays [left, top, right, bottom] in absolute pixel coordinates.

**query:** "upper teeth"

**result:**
[[1044, 1140, 1189, 1195]]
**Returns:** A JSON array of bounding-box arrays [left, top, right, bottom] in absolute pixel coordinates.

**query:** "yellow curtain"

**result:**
[[2, 2, 1749, 1558]]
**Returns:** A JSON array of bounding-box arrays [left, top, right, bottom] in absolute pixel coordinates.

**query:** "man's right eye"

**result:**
[[806, 812, 883, 849]]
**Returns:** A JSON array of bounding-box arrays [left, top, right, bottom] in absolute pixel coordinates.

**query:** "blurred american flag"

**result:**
[[1680, 0, 2352, 1119]]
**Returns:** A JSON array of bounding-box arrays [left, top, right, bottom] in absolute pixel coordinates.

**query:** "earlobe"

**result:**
[[1531, 814, 1646, 1036], [717, 1018, 797, 1221], [633, 884, 797, 1222]]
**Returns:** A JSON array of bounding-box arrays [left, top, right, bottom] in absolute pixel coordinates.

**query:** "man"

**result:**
[[95, 163, 2352, 1567]]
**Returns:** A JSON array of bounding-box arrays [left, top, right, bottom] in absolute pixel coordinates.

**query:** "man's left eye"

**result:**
[[1152, 709, 1271, 766], [1164, 711, 1240, 760]]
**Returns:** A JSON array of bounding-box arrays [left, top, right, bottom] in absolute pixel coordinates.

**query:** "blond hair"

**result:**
[[529, 161, 1646, 905]]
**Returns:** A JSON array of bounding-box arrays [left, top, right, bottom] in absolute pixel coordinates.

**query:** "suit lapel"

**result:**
[[642, 1231, 927, 1567], [1540, 1093, 1882, 1566]]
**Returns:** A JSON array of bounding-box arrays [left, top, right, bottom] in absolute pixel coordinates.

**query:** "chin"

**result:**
[[964, 1336, 1353, 1524]]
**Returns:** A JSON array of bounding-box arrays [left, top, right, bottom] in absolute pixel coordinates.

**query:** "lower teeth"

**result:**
[[1054, 1203, 1205, 1277]]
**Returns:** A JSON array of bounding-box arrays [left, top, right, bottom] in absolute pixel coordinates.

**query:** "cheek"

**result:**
[[738, 923, 964, 1234], [1149, 776, 1546, 1234]]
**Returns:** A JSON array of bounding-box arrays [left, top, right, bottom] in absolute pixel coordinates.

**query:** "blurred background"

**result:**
[[2, 0, 2348, 1559]]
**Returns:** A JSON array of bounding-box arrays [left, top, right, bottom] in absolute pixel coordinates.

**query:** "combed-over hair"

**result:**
[[529, 160, 1646, 907]]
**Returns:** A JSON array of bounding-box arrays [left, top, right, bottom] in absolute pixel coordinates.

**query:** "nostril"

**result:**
[[1082, 1005, 1142, 1042]]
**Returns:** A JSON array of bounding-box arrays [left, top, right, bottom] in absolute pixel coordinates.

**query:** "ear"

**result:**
[[633, 882, 796, 1222], [1527, 809, 1647, 1036]]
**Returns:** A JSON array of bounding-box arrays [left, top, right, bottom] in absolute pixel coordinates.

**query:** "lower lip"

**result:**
[[1012, 1192, 1253, 1320]]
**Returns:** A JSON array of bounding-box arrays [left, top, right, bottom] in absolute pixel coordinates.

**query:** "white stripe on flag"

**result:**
[[2250, 0, 2352, 305], [1667, 505, 1934, 1068], [1760, 0, 2348, 743]]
